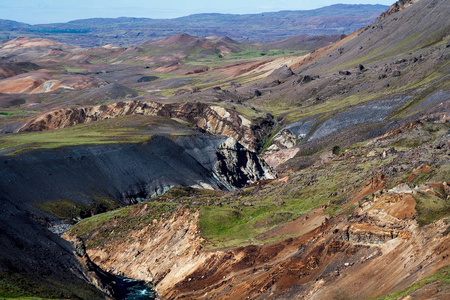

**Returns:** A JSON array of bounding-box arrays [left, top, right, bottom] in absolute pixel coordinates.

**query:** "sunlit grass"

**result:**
[[0, 115, 192, 154], [377, 266, 450, 300]]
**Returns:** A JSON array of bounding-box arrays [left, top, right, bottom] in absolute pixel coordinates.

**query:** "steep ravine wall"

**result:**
[[70, 208, 213, 296], [19, 100, 270, 151], [0, 134, 276, 211], [78, 189, 450, 300], [0, 198, 107, 299], [0, 133, 276, 298]]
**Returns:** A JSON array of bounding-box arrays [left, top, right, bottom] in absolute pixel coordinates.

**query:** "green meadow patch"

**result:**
[[378, 265, 450, 300], [0, 115, 193, 154]]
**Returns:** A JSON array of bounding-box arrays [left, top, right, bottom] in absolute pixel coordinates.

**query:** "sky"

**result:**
[[0, 0, 395, 25]]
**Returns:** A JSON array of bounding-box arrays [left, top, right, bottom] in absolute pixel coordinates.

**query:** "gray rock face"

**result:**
[[0, 135, 224, 209], [268, 65, 294, 81], [0, 134, 276, 212], [266, 118, 316, 154], [214, 138, 277, 188], [309, 97, 410, 140], [274, 129, 297, 148]]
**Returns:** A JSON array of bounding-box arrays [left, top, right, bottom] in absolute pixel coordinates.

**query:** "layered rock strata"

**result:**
[[19, 100, 267, 151]]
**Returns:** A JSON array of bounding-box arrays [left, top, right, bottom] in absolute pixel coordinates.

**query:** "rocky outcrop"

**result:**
[[71, 238, 117, 298], [380, 0, 420, 19], [339, 224, 399, 244], [19, 100, 265, 151], [0, 134, 276, 212], [214, 138, 277, 188], [265, 129, 297, 154], [268, 65, 294, 81], [262, 148, 300, 169]]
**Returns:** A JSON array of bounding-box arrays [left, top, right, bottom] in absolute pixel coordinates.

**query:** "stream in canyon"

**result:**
[[114, 276, 157, 300]]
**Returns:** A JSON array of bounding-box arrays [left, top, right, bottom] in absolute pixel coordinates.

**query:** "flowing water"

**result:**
[[114, 276, 157, 300]]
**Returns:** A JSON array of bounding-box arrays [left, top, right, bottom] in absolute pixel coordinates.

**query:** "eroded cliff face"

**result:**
[[78, 182, 449, 300], [69, 120, 450, 299], [19, 100, 268, 151], [74, 208, 212, 296], [214, 138, 277, 189], [0, 130, 275, 299], [71, 238, 117, 298], [0, 134, 276, 212]]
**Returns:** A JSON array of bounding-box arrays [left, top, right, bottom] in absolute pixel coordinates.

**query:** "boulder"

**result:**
[[268, 65, 294, 81], [137, 76, 159, 83], [367, 150, 378, 157]]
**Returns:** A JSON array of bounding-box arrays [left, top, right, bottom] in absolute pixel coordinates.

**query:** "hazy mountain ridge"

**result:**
[[0, 4, 388, 47]]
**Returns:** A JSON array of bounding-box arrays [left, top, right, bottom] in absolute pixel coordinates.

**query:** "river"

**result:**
[[113, 276, 157, 300]]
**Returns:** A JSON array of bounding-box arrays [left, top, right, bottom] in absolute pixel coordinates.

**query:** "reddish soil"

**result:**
[[344, 173, 388, 208], [160, 192, 448, 300]]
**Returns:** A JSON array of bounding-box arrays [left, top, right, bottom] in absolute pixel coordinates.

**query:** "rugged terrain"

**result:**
[[0, 0, 449, 299], [68, 119, 450, 299]]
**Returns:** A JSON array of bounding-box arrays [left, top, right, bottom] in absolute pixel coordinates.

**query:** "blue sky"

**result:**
[[1, 0, 395, 24]]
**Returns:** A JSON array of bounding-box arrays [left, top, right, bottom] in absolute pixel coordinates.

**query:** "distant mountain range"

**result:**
[[0, 4, 389, 47]]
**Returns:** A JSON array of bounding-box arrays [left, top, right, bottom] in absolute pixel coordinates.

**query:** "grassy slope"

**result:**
[[377, 265, 450, 300], [0, 115, 193, 155], [0, 271, 102, 299], [68, 202, 179, 249], [247, 0, 449, 134], [256, 51, 449, 124], [68, 187, 219, 248]]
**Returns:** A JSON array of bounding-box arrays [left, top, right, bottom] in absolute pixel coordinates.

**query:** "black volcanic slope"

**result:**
[[0, 201, 105, 299], [0, 134, 228, 297], [0, 135, 228, 211]]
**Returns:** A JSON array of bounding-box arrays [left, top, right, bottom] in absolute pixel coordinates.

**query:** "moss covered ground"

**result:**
[[377, 265, 450, 300], [0, 115, 194, 155], [68, 201, 179, 248], [0, 272, 102, 299]]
